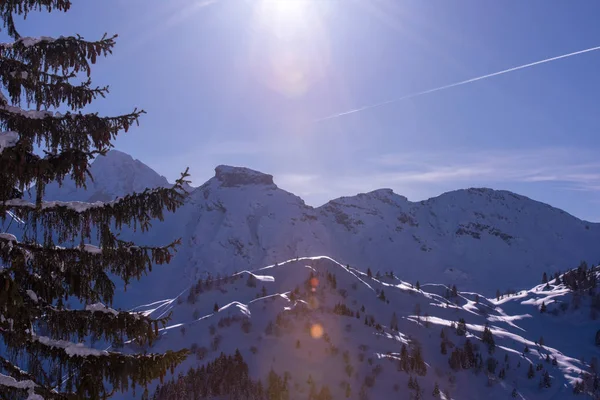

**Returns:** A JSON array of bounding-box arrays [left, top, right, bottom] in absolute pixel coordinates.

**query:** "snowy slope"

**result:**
[[130, 164, 600, 303], [37, 150, 172, 202], [21, 151, 600, 303], [117, 257, 600, 400], [9, 150, 600, 399]]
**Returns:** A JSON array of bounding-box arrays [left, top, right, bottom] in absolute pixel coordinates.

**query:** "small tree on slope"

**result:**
[[0, 2, 189, 399]]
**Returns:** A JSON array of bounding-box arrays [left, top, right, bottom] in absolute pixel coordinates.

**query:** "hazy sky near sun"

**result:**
[[9, 0, 600, 220]]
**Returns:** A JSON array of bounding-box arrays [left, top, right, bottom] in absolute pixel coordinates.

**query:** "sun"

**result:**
[[248, 0, 331, 98], [254, 0, 313, 34], [266, 0, 310, 20]]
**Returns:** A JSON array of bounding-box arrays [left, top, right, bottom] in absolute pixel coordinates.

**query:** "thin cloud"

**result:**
[[368, 147, 600, 190], [276, 173, 328, 197]]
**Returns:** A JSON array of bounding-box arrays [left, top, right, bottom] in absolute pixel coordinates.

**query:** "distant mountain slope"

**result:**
[[146, 164, 600, 302], [37, 150, 172, 202], [26, 151, 600, 303], [116, 257, 600, 400]]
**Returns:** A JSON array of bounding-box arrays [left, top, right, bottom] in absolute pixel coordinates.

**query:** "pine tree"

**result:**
[[432, 382, 440, 397], [416, 281, 420, 291], [0, 2, 191, 399], [542, 272, 548, 284], [214, 303, 219, 312], [367, 268, 372, 278], [542, 371, 551, 388], [390, 312, 398, 331], [456, 318, 467, 336], [482, 323, 495, 354], [540, 302, 547, 313], [527, 364, 535, 379]]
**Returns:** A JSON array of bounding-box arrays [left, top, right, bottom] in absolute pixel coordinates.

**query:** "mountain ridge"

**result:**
[[19, 151, 600, 305]]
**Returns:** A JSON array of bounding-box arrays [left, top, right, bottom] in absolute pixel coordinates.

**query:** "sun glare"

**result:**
[[260, 0, 310, 22], [249, 0, 331, 99]]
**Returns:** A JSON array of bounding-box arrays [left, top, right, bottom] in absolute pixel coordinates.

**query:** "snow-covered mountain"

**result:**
[[38, 150, 173, 202], [117, 256, 600, 400], [139, 164, 600, 304], [10, 150, 600, 399], [26, 151, 600, 305]]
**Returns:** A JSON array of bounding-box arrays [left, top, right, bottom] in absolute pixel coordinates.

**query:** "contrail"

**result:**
[[316, 45, 600, 122]]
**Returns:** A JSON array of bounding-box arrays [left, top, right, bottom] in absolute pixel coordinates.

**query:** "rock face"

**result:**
[[214, 165, 275, 187]]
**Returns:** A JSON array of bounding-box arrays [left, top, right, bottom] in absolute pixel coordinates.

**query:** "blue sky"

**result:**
[[9, 0, 600, 220]]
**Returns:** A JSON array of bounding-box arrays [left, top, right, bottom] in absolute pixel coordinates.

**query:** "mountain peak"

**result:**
[[37, 150, 170, 202], [214, 165, 275, 187], [94, 148, 133, 162]]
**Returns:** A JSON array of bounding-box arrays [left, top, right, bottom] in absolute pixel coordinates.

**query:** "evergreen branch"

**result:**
[[0, 372, 38, 399], [1, 169, 190, 247], [0, 33, 117, 77], [0, 234, 181, 304], [0, 1, 72, 39], [0, 57, 109, 110], [0, 104, 144, 154], [42, 305, 170, 346], [1, 331, 189, 399], [0, 144, 100, 205], [0, 356, 65, 399], [0, 273, 172, 356]]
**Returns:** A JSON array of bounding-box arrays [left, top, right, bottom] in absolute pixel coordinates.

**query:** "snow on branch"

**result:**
[[32, 335, 108, 357], [0, 34, 118, 78], [0, 372, 39, 399], [0, 232, 175, 259], [1, 100, 56, 119], [0, 36, 58, 48], [85, 302, 118, 316], [0, 372, 36, 390], [0, 131, 18, 153]]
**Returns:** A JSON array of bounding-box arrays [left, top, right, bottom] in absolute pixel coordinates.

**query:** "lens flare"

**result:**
[[310, 323, 324, 339], [309, 277, 319, 292]]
